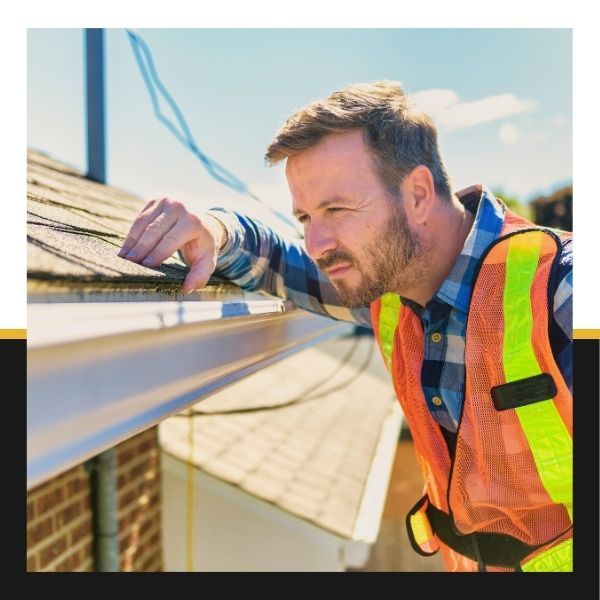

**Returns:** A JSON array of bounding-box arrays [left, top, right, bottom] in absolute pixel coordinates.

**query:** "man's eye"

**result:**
[[327, 207, 345, 213], [297, 215, 310, 224]]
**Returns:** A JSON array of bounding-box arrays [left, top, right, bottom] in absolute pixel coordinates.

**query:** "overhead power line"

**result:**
[[125, 29, 303, 237]]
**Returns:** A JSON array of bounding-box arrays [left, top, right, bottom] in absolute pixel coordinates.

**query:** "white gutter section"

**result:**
[[28, 300, 353, 490]]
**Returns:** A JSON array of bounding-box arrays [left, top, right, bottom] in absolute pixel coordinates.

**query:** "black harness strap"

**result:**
[[425, 503, 539, 568]]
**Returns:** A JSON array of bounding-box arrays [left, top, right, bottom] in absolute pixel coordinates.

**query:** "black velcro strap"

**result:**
[[425, 503, 539, 568], [491, 373, 557, 411]]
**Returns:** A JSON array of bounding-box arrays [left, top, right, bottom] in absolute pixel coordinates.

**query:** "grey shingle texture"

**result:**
[[27, 150, 188, 284]]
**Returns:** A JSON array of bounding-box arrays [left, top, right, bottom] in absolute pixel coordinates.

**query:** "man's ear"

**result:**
[[401, 165, 436, 226]]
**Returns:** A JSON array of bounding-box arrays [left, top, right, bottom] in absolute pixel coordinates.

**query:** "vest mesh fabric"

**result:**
[[450, 232, 571, 545]]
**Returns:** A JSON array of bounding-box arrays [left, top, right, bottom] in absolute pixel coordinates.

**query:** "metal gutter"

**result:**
[[27, 299, 352, 490]]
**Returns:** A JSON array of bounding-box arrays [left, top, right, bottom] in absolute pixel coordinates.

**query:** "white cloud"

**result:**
[[527, 131, 548, 143], [411, 89, 536, 131], [551, 114, 567, 127], [498, 123, 521, 145], [410, 89, 459, 114]]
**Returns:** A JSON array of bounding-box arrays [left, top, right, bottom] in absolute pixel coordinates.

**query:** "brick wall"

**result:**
[[27, 427, 163, 572], [117, 428, 163, 571]]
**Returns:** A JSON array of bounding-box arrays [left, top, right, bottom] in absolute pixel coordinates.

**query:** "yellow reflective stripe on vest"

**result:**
[[503, 232, 573, 522], [378, 292, 401, 371], [521, 538, 573, 572]]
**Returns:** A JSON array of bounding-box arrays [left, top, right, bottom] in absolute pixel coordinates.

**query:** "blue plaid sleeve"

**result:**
[[207, 208, 372, 327], [550, 237, 572, 393]]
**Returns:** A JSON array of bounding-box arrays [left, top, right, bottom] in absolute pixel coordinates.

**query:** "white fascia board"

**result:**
[[28, 300, 353, 490], [351, 401, 404, 543]]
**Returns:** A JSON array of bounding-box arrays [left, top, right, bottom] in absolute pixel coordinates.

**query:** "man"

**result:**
[[119, 81, 572, 572]]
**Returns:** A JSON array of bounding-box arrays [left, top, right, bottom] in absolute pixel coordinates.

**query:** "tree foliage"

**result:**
[[492, 189, 533, 221]]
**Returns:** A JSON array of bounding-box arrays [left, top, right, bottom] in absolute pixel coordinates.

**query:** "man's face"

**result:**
[[286, 130, 425, 307]]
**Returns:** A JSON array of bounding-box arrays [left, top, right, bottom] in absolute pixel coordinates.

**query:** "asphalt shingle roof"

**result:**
[[27, 150, 241, 300]]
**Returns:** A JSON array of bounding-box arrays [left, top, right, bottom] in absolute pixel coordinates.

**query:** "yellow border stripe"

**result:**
[[573, 329, 600, 339], [0, 329, 27, 339]]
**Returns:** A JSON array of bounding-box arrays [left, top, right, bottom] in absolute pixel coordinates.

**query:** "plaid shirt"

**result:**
[[210, 185, 572, 433]]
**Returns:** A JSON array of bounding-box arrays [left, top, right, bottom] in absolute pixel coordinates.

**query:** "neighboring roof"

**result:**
[[159, 334, 402, 541]]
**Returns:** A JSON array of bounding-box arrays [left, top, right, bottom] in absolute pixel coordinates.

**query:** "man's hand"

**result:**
[[118, 198, 227, 295]]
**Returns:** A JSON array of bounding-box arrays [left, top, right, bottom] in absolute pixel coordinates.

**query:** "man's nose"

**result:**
[[305, 220, 337, 261]]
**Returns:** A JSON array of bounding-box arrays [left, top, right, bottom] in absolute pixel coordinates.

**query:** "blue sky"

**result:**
[[28, 28, 572, 233]]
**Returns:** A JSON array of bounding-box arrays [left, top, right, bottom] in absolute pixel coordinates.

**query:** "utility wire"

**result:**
[[125, 29, 303, 237], [176, 335, 377, 417]]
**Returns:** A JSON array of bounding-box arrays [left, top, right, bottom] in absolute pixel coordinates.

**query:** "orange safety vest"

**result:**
[[371, 210, 573, 572]]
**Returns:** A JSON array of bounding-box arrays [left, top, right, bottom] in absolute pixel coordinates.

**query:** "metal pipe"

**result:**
[[85, 28, 106, 183], [86, 448, 119, 571]]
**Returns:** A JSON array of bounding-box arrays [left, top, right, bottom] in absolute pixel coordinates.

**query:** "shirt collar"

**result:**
[[432, 184, 506, 312]]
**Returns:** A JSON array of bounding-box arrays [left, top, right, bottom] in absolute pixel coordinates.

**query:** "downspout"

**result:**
[[84, 27, 119, 571], [86, 449, 119, 571]]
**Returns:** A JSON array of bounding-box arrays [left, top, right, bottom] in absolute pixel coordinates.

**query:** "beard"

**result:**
[[316, 200, 427, 308]]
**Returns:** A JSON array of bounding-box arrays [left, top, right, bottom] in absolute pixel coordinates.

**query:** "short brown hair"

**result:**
[[265, 80, 452, 200]]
